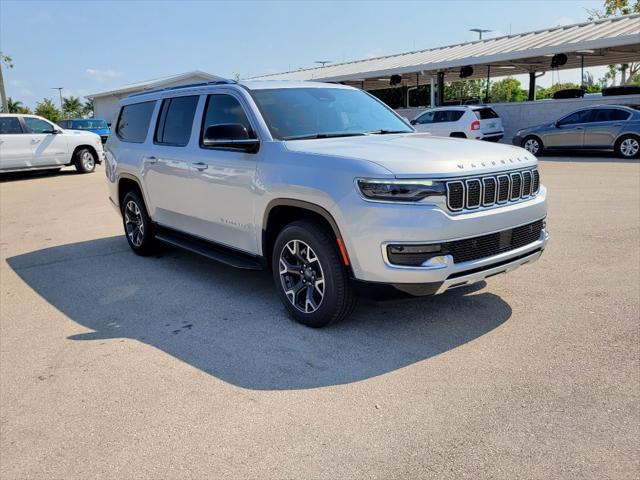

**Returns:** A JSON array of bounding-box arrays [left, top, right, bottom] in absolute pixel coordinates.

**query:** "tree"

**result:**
[[34, 98, 61, 122], [0, 51, 13, 113], [82, 99, 94, 117], [7, 97, 22, 113], [62, 96, 82, 118], [489, 77, 527, 103], [444, 79, 484, 102], [588, 0, 640, 85]]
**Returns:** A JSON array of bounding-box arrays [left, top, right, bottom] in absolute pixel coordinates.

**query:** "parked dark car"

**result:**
[[58, 118, 110, 143], [513, 105, 640, 158]]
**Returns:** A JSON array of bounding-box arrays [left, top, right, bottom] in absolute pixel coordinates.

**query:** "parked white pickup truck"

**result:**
[[0, 114, 103, 174]]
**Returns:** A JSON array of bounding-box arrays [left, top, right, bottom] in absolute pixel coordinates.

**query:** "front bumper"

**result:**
[[334, 185, 548, 285], [352, 229, 548, 298]]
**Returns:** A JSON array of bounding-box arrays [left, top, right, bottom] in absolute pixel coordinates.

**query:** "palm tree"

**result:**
[[62, 96, 82, 118], [7, 97, 23, 113]]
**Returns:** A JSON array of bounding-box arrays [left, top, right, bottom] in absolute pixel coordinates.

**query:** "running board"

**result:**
[[155, 226, 263, 270]]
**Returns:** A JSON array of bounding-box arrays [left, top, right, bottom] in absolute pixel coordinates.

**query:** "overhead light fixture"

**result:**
[[496, 66, 516, 69], [576, 49, 595, 54]]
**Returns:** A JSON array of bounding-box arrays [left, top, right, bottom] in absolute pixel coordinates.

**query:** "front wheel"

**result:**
[[272, 220, 356, 327], [615, 135, 640, 159], [73, 148, 96, 173], [522, 136, 543, 156]]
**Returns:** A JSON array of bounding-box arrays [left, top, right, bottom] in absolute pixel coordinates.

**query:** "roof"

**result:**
[[240, 80, 354, 90], [86, 71, 222, 99], [252, 14, 640, 88]]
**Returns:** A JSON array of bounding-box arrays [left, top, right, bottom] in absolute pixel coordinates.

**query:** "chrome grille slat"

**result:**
[[446, 168, 539, 213]]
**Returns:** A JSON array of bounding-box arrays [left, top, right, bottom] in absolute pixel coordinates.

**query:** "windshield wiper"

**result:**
[[364, 129, 410, 135], [283, 132, 367, 140]]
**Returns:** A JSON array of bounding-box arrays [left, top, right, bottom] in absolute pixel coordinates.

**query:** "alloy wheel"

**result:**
[[124, 200, 145, 247], [524, 138, 539, 154], [620, 138, 639, 158], [81, 151, 95, 171], [279, 239, 325, 313]]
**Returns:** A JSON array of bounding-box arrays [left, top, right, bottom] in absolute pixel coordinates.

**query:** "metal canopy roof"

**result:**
[[252, 14, 640, 90]]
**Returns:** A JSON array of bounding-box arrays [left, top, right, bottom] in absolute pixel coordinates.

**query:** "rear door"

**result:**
[[0, 116, 32, 170], [22, 116, 69, 166], [143, 95, 201, 231], [543, 109, 590, 148], [583, 108, 630, 148], [473, 107, 503, 135]]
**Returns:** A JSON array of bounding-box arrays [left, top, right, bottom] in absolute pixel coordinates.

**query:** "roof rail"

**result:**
[[129, 79, 237, 97]]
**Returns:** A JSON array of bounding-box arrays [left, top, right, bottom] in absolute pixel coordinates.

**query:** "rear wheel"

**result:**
[[73, 148, 96, 173], [615, 135, 640, 159], [121, 191, 158, 255], [522, 135, 543, 156], [272, 220, 356, 327]]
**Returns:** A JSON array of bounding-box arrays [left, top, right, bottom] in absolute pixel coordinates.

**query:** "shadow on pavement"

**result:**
[[0, 168, 76, 183], [7, 236, 511, 390]]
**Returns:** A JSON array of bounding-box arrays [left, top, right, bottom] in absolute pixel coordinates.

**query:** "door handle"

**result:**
[[612, 123, 623, 127], [575, 127, 584, 130], [31, 138, 41, 143], [192, 162, 208, 171], [143, 156, 158, 164]]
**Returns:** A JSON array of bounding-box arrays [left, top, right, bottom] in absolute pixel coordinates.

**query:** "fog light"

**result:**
[[421, 255, 450, 269], [387, 244, 443, 267]]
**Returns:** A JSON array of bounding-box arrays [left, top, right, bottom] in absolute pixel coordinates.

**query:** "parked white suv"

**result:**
[[106, 80, 548, 327], [0, 114, 103, 174], [411, 105, 504, 142]]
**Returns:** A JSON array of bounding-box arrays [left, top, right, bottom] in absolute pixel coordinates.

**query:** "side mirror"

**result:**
[[554, 121, 561, 128], [203, 123, 259, 152], [410, 119, 417, 125]]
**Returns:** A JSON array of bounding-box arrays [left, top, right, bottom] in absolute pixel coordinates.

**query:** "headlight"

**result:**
[[357, 179, 446, 202]]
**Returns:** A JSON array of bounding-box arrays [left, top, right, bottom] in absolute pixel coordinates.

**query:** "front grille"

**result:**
[[446, 168, 539, 212], [443, 219, 544, 263]]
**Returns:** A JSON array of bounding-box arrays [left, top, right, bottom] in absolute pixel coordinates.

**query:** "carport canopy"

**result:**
[[252, 14, 640, 96]]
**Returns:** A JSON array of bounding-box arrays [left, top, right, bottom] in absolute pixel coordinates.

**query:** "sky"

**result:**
[[0, 0, 609, 109]]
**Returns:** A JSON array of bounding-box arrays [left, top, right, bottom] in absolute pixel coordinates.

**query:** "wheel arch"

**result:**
[[71, 144, 100, 164], [117, 174, 147, 213], [450, 132, 467, 138], [262, 199, 349, 270]]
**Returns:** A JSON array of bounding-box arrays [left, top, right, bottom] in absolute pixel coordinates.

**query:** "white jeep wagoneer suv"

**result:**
[[105, 80, 548, 327]]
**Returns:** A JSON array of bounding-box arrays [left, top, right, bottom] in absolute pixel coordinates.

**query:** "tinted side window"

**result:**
[[24, 117, 54, 133], [591, 109, 630, 122], [416, 111, 435, 124], [200, 94, 253, 144], [433, 110, 462, 123], [559, 110, 590, 125], [116, 101, 156, 143], [0, 117, 23, 134], [155, 96, 199, 146]]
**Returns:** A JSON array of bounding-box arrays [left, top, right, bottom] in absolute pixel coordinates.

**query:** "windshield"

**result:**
[[251, 87, 413, 140], [70, 119, 108, 130]]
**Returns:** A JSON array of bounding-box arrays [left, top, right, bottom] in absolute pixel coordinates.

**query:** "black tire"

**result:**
[[121, 191, 158, 256], [522, 135, 543, 156], [615, 134, 640, 159], [272, 220, 356, 327], [73, 148, 96, 173]]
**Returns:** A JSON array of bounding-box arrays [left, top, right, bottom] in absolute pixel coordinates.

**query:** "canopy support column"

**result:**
[[430, 77, 435, 107], [485, 65, 491, 103], [437, 71, 444, 106], [528, 71, 536, 101]]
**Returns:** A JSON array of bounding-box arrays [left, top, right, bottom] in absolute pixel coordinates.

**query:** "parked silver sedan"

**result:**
[[513, 105, 640, 158]]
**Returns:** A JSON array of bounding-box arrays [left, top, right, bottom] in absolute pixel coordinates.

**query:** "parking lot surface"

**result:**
[[1, 157, 638, 479]]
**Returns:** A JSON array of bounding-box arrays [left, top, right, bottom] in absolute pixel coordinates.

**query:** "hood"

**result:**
[[66, 129, 101, 138], [283, 133, 537, 178]]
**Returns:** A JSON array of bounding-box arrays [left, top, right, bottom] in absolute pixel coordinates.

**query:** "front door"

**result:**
[[0, 116, 32, 170], [543, 109, 590, 149], [187, 92, 259, 254], [22, 116, 69, 166]]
